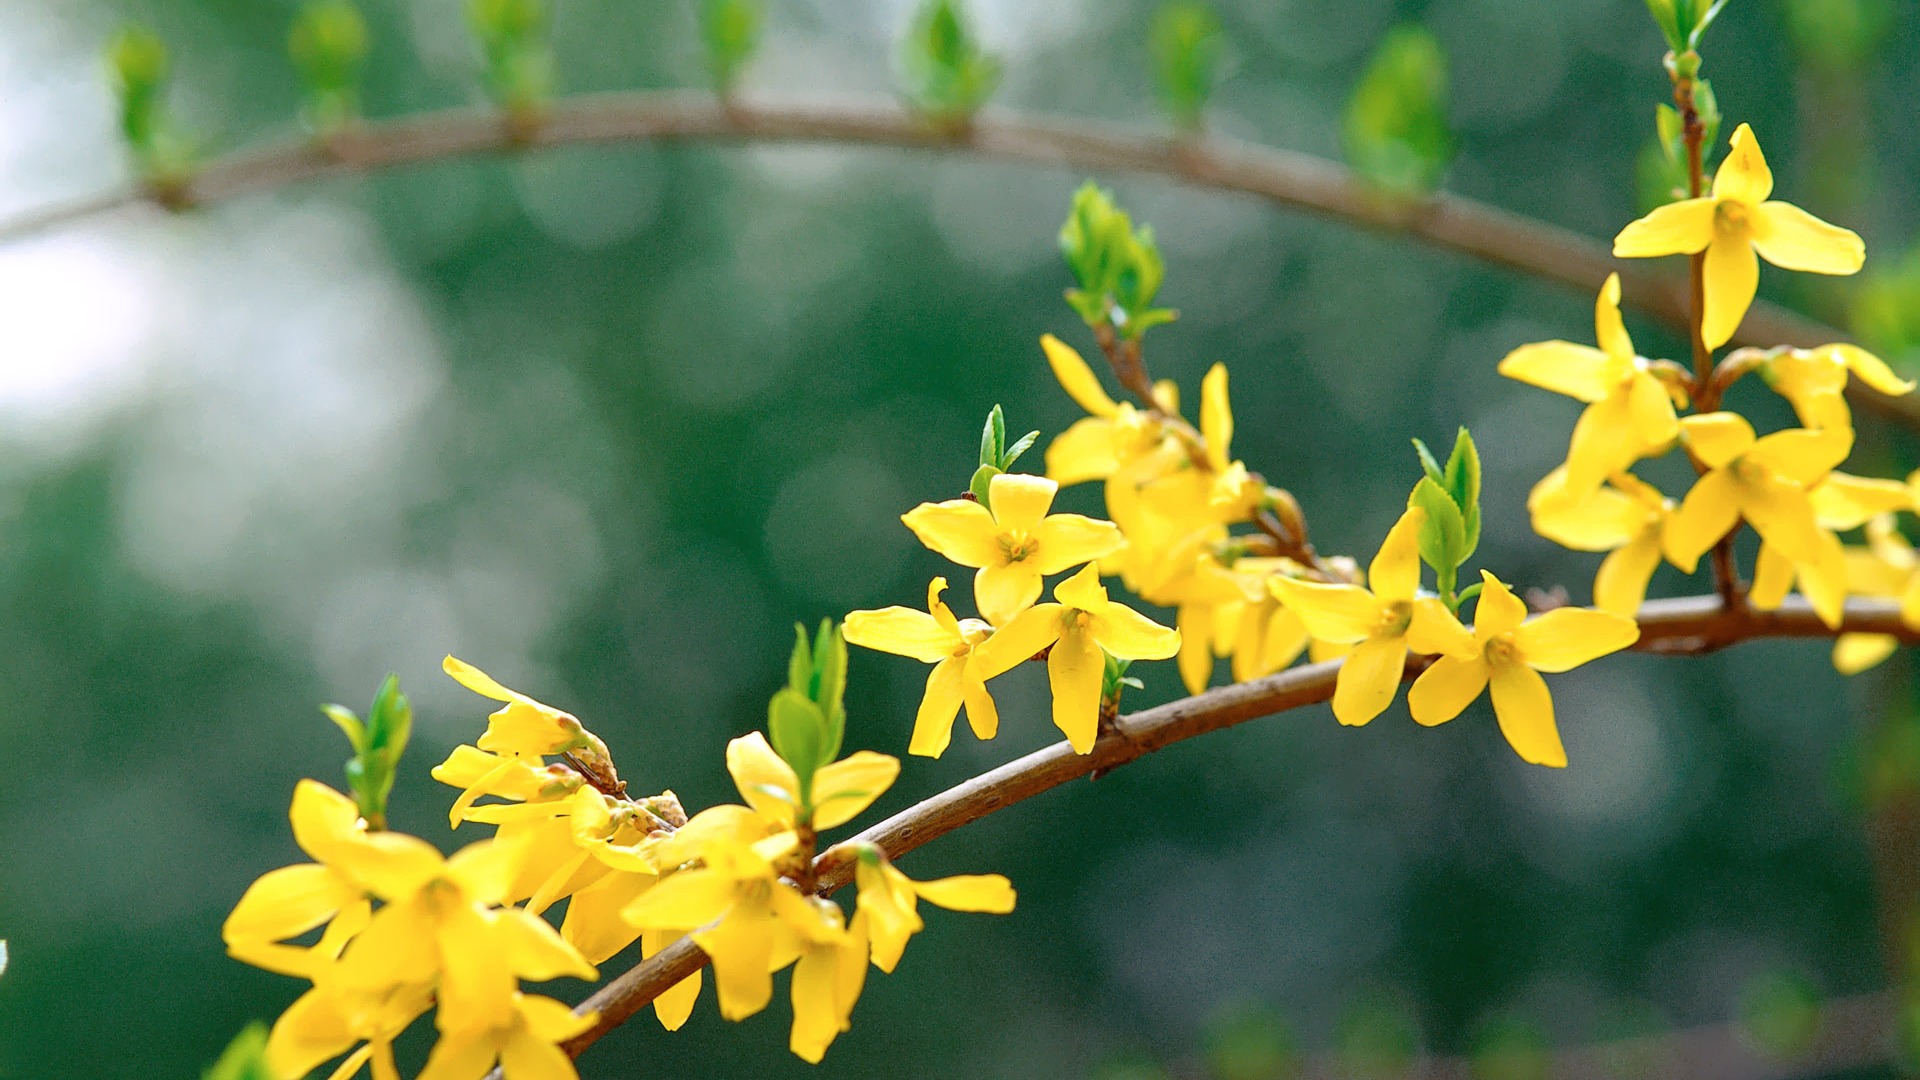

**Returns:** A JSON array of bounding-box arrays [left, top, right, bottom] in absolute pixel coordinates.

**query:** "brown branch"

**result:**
[[556, 594, 1920, 1059], [9, 91, 1911, 428]]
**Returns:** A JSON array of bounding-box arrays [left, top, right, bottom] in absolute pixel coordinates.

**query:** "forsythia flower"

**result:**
[[415, 993, 594, 1080], [1763, 344, 1914, 431], [1498, 273, 1680, 504], [902, 471, 1125, 625], [1749, 471, 1915, 630], [1269, 507, 1473, 726], [843, 577, 1004, 758], [786, 900, 870, 1064], [1613, 123, 1865, 349], [1832, 516, 1920, 673], [1041, 333, 1169, 486], [1408, 571, 1639, 767], [852, 846, 1016, 972], [1223, 557, 1312, 684], [443, 657, 619, 783], [1529, 469, 1674, 618], [1663, 412, 1852, 573], [970, 564, 1181, 752], [724, 731, 899, 831]]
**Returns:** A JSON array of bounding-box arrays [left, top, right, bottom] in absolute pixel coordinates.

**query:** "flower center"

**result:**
[[1714, 199, 1749, 234], [1378, 600, 1413, 638], [1485, 635, 1520, 666], [1000, 530, 1039, 563]]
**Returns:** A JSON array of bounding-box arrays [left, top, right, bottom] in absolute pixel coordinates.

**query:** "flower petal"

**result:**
[[1592, 534, 1662, 618], [1330, 635, 1408, 727], [1833, 344, 1915, 397], [842, 604, 955, 663], [811, 751, 901, 830], [1089, 602, 1181, 661], [974, 564, 1044, 627], [1496, 341, 1618, 402], [1267, 577, 1379, 644], [621, 868, 736, 931], [1034, 514, 1126, 575], [1488, 663, 1568, 768], [223, 864, 357, 947], [1041, 333, 1119, 418], [987, 472, 1059, 536], [560, 872, 655, 965], [1613, 197, 1715, 257], [1045, 417, 1122, 487], [913, 873, 1017, 913], [1701, 232, 1759, 349], [1053, 562, 1109, 611], [1752, 201, 1865, 275], [1407, 654, 1489, 726], [1663, 469, 1742, 572], [1680, 411, 1758, 469], [1513, 608, 1639, 672], [1405, 597, 1477, 657], [1472, 571, 1528, 640], [1369, 506, 1426, 603], [642, 930, 702, 1031], [1047, 626, 1106, 753], [726, 732, 800, 826], [969, 604, 1065, 679], [901, 499, 1000, 567], [1748, 427, 1853, 487], [1835, 633, 1898, 675], [1200, 362, 1234, 470], [1594, 273, 1633, 360], [1531, 481, 1646, 551], [1711, 124, 1774, 205], [907, 658, 967, 758]]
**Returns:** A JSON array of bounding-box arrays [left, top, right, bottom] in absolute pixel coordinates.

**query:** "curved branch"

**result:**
[[558, 594, 1920, 1058], [8, 91, 1911, 427]]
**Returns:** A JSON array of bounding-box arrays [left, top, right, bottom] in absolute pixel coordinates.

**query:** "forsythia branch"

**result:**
[[545, 593, 1920, 1065], [7, 90, 1911, 428]]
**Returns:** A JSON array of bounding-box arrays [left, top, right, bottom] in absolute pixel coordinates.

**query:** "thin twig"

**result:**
[[555, 594, 1920, 1060], [7, 91, 1910, 427]]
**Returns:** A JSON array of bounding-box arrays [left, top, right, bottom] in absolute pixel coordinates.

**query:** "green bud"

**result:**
[[1149, 2, 1224, 132], [1442, 426, 1482, 558], [899, 0, 1001, 124], [1469, 1015, 1550, 1080], [701, 0, 765, 94], [107, 25, 171, 161], [322, 674, 411, 831], [204, 1023, 273, 1080], [1408, 475, 1467, 586], [980, 404, 1007, 468], [1736, 969, 1822, 1061], [1647, 0, 1729, 52], [768, 687, 830, 798], [1057, 182, 1178, 340], [467, 0, 552, 116], [1343, 25, 1453, 196], [1202, 1000, 1297, 1080], [290, 1, 370, 133]]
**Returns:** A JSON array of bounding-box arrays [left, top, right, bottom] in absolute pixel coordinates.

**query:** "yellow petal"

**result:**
[[811, 751, 901, 830], [416, 1030, 498, 1080], [1628, 369, 1680, 446], [1752, 201, 1865, 275], [1748, 427, 1853, 487], [1369, 506, 1426, 603], [1041, 333, 1118, 418], [789, 943, 845, 1064], [1487, 663, 1567, 768], [1267, 577, 1380, 644], [1513, 608, 1639, 672], [1034, 513, 1127, 575], [961, 678, 1000, 741], [1255, 604, 1310, 675], [1711, 124, 1774, 205], [497, 906, 597, 982], [1496, 341, 1618, 402], [621, 868, 736, 931], [223, 864, 357, 947], [842, 604, 956, 663], [1405, 596, 1477, 657], [1046, 416, 1123, 487], [1330, 635, 1408, 727], [1472, 571, 1528, 639], [1177, 603, 1216, 695], [907, 657, 967, 758], [1701, 231, 1759, 349], [969, 603, 1064, 679], [1089, 602, 1181, 661], [987, 472, 1058, 535], [498, 1025, 583, 1080], [913, 873, 1017, 913], [1592, 534, 1662, 617], [726, 732, 801, 826], [1593, 273, 1632, 360], [1680, 411, 1757, 469], [1565, 393, 1648, 496], [1531, 483, 1645, 551], [1833, 343, 1915, 397], [1740, 479, 1829, 567], [1053, 561, 1109, 611], [265, 989, 358, 1080], [1200, 362, 1234, 470], [1812, 472, 1911, 531], [443, 654, 523, 704], [642, 930, 702, 1031], [693, 912, 778, 1021], [560, 872, 654, 965], [289, 779, 364, 860], [901, 499, 1000, 568], [1048, 626, 1106, 753], [1613, 197, 1715, 257], [1407, 653, 1489, 726], [1663, 469, 1741, 572], [974, 563, 1045, 627], [1834, 633, 1898, 675]]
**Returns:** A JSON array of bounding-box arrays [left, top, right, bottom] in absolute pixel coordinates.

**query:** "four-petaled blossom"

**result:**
[[1498, 273, 1680, 505], [851, 847, 1016, 973], [1529, 468, 1674, 618], [1269, 507, 1473, 726], [444, 655, 611, 763], [1663, 412, 1852, 573], [1831, 516, 1920, 674], [1040, 333, 1170, 487], [1763, 343, 1914, 432], [902, 471, 1125, 626], [415, 992, 594, 1080], [1408, 571, 1639, 768], [725, 731, 900, 831], [1613, 123, 1865, 349], [971, 563, 1181, 753], [844, 577, 1004, 757]]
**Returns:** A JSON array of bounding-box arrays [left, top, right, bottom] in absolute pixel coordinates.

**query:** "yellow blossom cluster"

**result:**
[[1506, 122, 1918, 661], [224, 655, 1015, 1076]]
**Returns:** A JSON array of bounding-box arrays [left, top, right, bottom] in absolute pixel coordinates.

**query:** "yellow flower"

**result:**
[[724, 731, 900, 831], [844, 577, 1004, 757], [1750, 470, 1917, 630], [1407, 571, 1639, 767], [787, 900, 870, 1064], [1224, 558, 1311, 684], [1498, 273, 1680, 504], [1662, 412, 1852, 573], [265, 976, 432, 1080], [432, 744, 587, 830], [1160, 547, 1249, 694], [851, 848, 1015, 974], [1614, 123, 1865, 349], [1040, 334, 1169, 487], [1269, 507, 1474, 726], [1529, 468, 1673, 618], [1764, 344, 1914, 431], [901, 472, 1125, 626], [415, 992, 594, 1080], [970, 564, 1181, 753], [1832, 516, 1920, 673], [443, 656, 613, 764], [1199, 362, 1258, 515]]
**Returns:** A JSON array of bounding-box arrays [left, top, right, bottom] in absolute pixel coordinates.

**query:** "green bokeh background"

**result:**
[[0, 1, 1917, 1077]]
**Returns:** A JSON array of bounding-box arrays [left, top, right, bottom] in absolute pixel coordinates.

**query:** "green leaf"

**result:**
[[980, 404, 1006, 468], [1408, 476, 1466, 578], [1002, 429, 1040, 469], [768, 687, 829, 794], [899, 0, 1001, 122], [787, 623, 813, 697], [204, 1023, 273, 1080], [1410, 437, 1446, 488], [1343, 25, 1453, 196], [466, 0, 552, 112], [1644, 0, 1685, 51], [813, 619, 848, 761], [1150, 2, 1224, 131], [969, 463, 1002, 505], [699, 0, 764, 92], [1443, 427, 1481, 518], [320, 703, 367, 753], [289, 2, 369, 131], [1685, 0, 1731, 48]]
